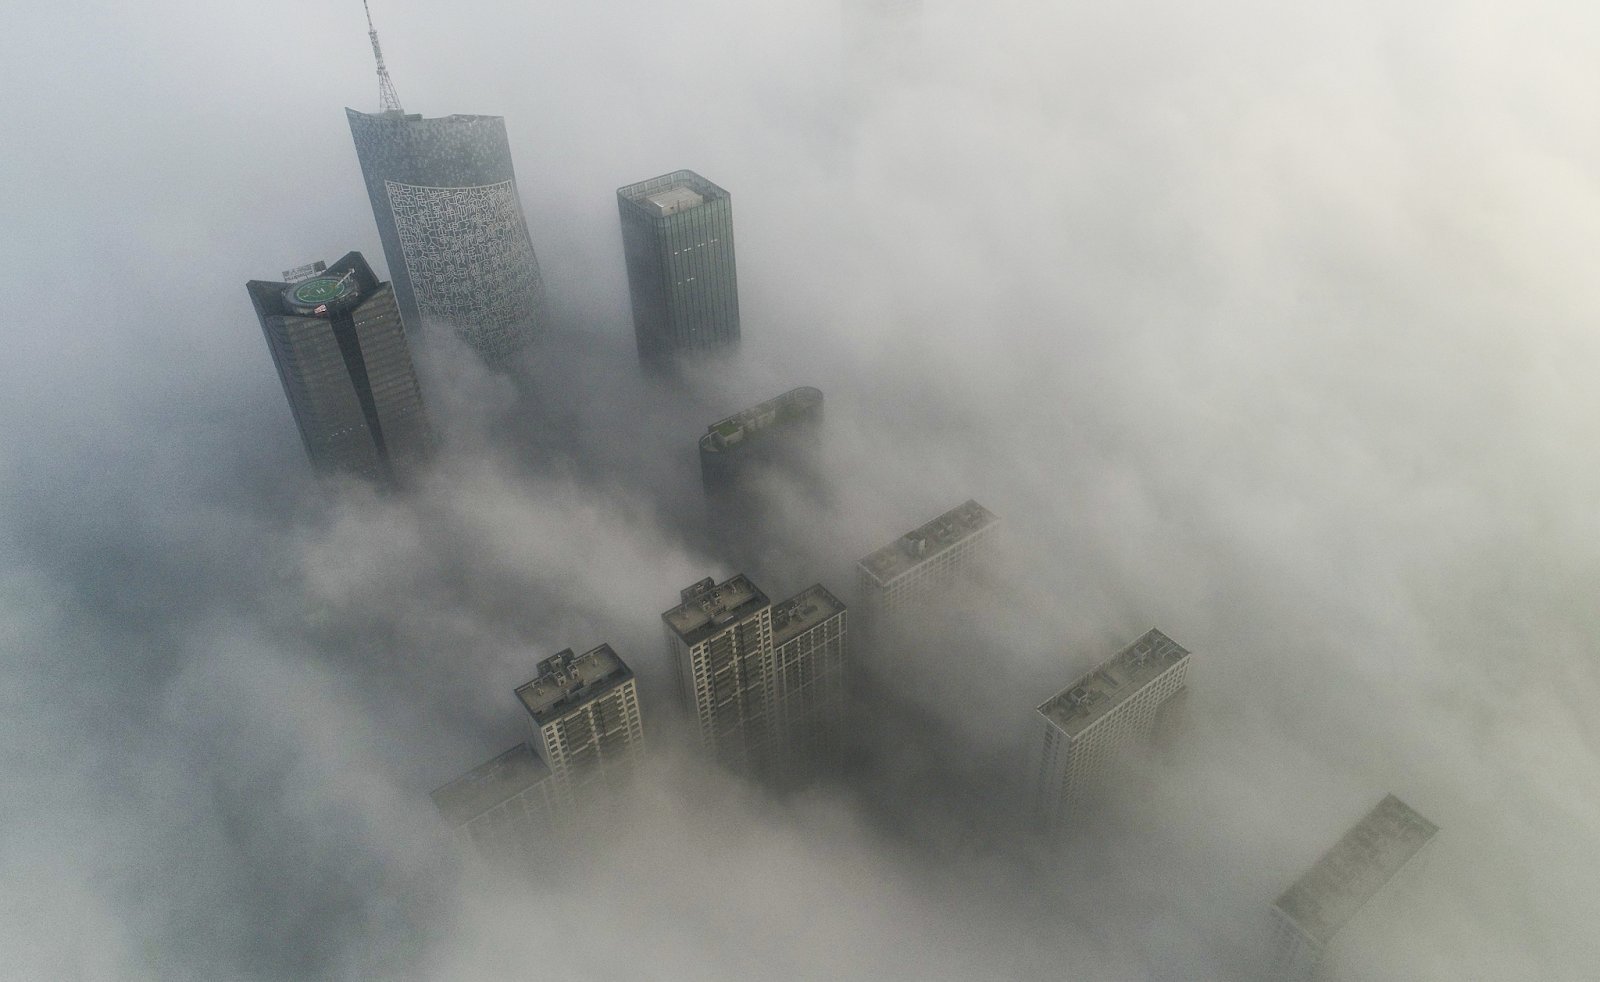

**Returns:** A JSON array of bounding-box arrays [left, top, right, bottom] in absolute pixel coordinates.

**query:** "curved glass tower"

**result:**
[[347, 109, 545, 365]]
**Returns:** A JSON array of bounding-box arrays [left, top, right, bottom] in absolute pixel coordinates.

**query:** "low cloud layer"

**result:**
[[3, 0, 1599, 979]]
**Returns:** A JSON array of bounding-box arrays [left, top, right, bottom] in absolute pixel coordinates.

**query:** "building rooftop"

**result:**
[[246, 252, 379, 320], [772, 584, 847, 646], [663, 574, 771, 647], [515, 644, 634, 727], [699, 386, 823, 455], [643, 185, 705, 217], [430, 742, 551, 827], [618, 170, 730, 215], [1274, 794, 1438, 948], [858, 500, 1000, 587], [1038, 629, 1191, 738]]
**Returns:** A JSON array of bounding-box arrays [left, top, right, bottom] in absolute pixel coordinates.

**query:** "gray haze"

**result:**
[[4, 0, 1599, 978]]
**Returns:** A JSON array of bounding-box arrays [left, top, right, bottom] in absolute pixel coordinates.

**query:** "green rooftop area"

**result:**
[[700, 386, 822, 454]]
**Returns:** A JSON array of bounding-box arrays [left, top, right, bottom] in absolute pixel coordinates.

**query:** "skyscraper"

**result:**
[[432, 643, 647, 863], [770, 584, 849, 766], [1033, 629, 1191, 832], [1270, 794, 1438, 981], [430, 742, 557, 868], [247, 252, 433, 481], [617, 170, 741, 370], [856, 500, 1000, 617], [699, 386, 824, 502], [663, 576, 848, 777], [515, 644, 647, 807], [347, 108, 546, 364]]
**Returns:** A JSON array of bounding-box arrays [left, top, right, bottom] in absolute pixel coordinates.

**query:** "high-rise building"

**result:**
[[347, 109, 545, 364], [430, 742, 557, 868], [857, 500, 1000, 616], [247, 252, 433, 481], [1033, 629, 1191, 832], [770, 584, 849, 765], [617, 171, 740, 370], [515, 644, 646, 806], [663, 575, 774, 767], [663, 575, 847, 776], [345, 7, 543, 365], [1270, 794, 1438, 981], [432, 643, 646, 863], [699, 386, 824, 502]]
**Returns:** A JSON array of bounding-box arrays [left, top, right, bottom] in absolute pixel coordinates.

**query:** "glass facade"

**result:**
[[617, 170, 741, 370], [247, 252, 434, 481]]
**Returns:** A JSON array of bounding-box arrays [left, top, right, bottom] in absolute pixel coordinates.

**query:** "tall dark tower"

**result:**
[[247, 253, 433, 481], [347, 4, 544, 365], [617, 171, 741, 371]]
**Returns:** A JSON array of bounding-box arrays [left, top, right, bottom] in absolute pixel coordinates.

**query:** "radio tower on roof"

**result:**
[[362, 0, 404, 113]]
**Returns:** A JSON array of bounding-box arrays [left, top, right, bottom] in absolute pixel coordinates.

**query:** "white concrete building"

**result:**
[[516, 644, 646, 806], [664, 575, 848, 777], [1270, 794, 1438, 981], [856, 499, 999, 616], [1034, 629, 1191, 831], [432, 643, 646, 864]]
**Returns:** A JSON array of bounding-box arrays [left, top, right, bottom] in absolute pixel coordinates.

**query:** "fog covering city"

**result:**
[[3, 0, 1597, 978]]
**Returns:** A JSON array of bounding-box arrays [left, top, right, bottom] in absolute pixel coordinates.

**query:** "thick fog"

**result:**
[[4, 0, 1599, 978]]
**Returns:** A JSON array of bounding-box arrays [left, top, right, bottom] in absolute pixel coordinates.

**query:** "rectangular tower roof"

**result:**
[[772, 584, 847, 646], [618, 170, 730, 213], [858, 499, 1000, 587], [430, 742, 551, 827], [515, 644, 634, 726], [1273, 794, 1438, 947], [1038, 629, 1190, 737], [700, 386, 824, 454], [663, 574, 771, 647]]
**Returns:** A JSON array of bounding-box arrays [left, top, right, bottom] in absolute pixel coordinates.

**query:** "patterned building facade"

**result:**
[[347, 109, 545, 364], [1034, 629, 1191, 832], [617, 170, 741, 370], [246, 251, 432, 481]]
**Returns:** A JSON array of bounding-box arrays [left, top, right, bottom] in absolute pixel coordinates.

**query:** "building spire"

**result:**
[[362, 0, 404, 113]]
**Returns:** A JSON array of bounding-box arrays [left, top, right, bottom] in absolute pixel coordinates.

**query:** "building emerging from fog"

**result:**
[[699, 387, 825, 538], [1270, 794, 1438, 981], [247, 252, 433, 482], [857, 500, 1000, 616], [663, 575, 847, 777], [432, 643, 646, 864], [347, 108, 545, 364], [431, 742, 557, 868], [617, 170, 741, 370], [1033, 629, 1191, 832], [515, 645, 646, 807]]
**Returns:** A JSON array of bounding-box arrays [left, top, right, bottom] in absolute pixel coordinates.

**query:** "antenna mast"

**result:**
[[362, 0, 404, 113]]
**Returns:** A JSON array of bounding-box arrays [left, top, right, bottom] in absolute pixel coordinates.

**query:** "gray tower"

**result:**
[[1034, 629, 1191, 832], [699, 386, 824, 501], [663, 575, 848, 780], [1271, 794, 1438, 980], [347, 109, 545, 364], [617, 170, 741, 370], [247, 252, 433, 481]]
